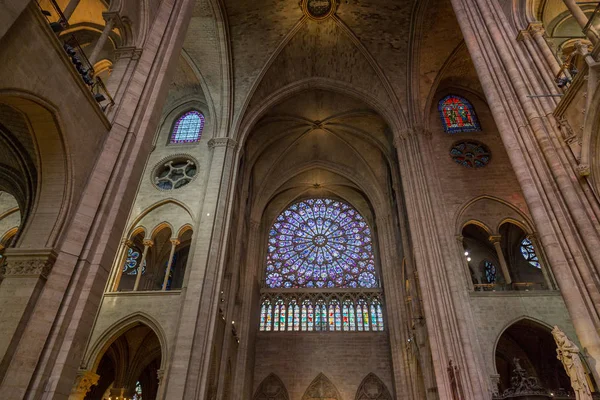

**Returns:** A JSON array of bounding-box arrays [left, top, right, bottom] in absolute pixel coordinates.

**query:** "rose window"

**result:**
[[450, 140, 491, 168], [265, 198, 378, 289], [153, 157, 198, 190]]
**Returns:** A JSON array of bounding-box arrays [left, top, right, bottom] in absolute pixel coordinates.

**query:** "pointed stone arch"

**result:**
[[354, 373, 392, 400], [302, 373, 342, 400], [253, 373, 290, 400]]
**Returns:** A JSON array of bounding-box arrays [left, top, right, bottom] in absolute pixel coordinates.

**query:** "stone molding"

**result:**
[[2, 249, 57, 279], [114, 46, 143, 61], [208, 137, 238, 149]]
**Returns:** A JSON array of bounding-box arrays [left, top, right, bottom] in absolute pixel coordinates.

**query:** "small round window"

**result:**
[[450, 140, 491, 168], [153, 156, 198, 190]]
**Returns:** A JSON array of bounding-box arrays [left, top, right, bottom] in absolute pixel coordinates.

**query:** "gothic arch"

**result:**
[[83, 312, 167, 373], [302, 373, 343, 400], [455, 195, 534, 236], [253, 373, 290, 400], [355, 373, 392, 400]]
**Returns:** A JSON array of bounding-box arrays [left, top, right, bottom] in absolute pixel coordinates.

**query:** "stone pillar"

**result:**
[[105, 47, 143, 118], [62, 0, 82, 21], [88, 12, 118, 65], [528, 234, 555, 290], [134, 239, 153, 291], [488, 235, 512, 285], [0, 249, 56, 378], [164, 137, 238, 399], [527, 22, 562, 77], [395, 130, 489, 399], [450, 0, 600, 383], [68, 370, 99, 400], [111, 239, 133, 292], [162, 238, 180, 290], [561, 0, 598, 43]]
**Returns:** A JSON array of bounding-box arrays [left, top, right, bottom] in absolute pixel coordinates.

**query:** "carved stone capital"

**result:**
[[488, 235, 502, 244], [527, 22, 545, 37], [142, 239, 154, 248], [576, 163, 591, 177], [516, 30, 532, 42], [169, 238, 181, 247], [70, 370, 100, 399], [3, 249, 57, 279], [208, 137, 238, 149], [157, 369, 165, 385], [122, 238, 134, 247]]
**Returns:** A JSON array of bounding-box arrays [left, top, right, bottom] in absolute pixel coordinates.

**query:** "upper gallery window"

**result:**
[[520, 238, 541, 268], [439, 95, 481, 134], [170, 110, 205, 144], [265, 198, 378, 289]]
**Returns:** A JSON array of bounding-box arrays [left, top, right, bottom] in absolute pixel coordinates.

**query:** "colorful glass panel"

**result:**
[[370, 303, 378, 331], [375, 300, 384, 331], [265, 198, 378, 289], [260, 299, 269, 331], [133, 381, 142, 400], [520, 238, 541, 268], [123, 247, 146, 275], [308, 303, 314, 331], [450, 141, 491, 168], [170, 110, 205, 144], [265, 302, 272, 331], [439, 95, 481, 133], [484, 260, 497, 283]]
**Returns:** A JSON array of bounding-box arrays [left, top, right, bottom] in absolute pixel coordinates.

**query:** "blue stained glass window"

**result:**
[[265, 198, 378, 289], [439, 95, 481, 134], [123, 247, 146, 275], [520, 238, 541, 268], [133, 381, 142, 400], [170, 111, 205, 144], [484, 260, 497, 283]]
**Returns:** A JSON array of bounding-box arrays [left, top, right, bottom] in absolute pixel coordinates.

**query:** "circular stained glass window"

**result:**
[[265, 198, 378, 289], [153, 156, 198, 190], [450, 141, 491, 168]]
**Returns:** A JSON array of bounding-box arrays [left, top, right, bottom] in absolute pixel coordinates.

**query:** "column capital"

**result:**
[[70, 370, 100, 399], [527, 22, 545, 37], [170, 238, 181, 246], [121, 238, 134, 247], [516, 29, 532, 42], [143, 239, 154, 248], [157, 368, 165, 384], [2, 249, 57, 279], [101, 11, 121, 26], [208, 137, 238, 149], [488, 235, 502, 244]]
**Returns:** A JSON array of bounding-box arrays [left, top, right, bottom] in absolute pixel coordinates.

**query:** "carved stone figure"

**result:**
[[552, 326, 592, 400], [500, 358, 547, 397]]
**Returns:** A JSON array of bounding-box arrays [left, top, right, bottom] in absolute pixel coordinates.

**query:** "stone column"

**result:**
[[68, 370, 99, 400], [105, 47, 143, 118], [62, 0, 82, 21], [450, 0, 600, 382], [488, 235, 512, 285], [528, 234, 555, 290], [88, 12, 118, 65], [516, 27, 562, 96], [561, 0, 598, 43], [161, 238, 180, 290], [396, 130, 489, 399], [134, 239, 153, 291], [527, 22, 562, 77], [0, 249, 56, 378], [164, 137, 238, 399], [111, 239, 133, 292]]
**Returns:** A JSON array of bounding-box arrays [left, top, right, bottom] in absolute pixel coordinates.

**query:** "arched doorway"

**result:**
[[85, 323, 162, 400], [495, 319, 573, 396]]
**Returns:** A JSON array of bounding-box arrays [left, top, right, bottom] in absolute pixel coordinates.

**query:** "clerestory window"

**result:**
[[170, 110, 205, 144]]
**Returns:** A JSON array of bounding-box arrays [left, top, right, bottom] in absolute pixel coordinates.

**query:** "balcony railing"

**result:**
[[36, 0, 114, 111], [473, 282, 547, 292]]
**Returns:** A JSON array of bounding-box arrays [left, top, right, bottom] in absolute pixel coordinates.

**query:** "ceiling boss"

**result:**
[[301, 0, 337, 20]]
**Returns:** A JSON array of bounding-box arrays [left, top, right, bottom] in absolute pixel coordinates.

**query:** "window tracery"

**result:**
[[520, 238, 541, 268], [484, 260, 497, 284], [265, 198, 377, 289], [450, 141, 491, 168], [439, 95, 481, 133], [123, 247, 145, 275], [170, 110, 205, 144]]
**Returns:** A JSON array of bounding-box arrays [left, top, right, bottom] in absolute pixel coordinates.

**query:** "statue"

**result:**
[[552, 326, 592, 400]]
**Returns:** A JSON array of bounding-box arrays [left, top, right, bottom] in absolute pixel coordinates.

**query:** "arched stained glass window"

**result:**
[[260, 299, 270, 331], [170, 110, 205, 144], [342, 299, 356, 331], [273, 298, 285, 331], [520, 238, 541, 268], [265, 198, 378, 289], [484, 260, 497, 283], [439, 95, 481, 133], [357, 298, 369, 331], [315, 299, 327, 331]]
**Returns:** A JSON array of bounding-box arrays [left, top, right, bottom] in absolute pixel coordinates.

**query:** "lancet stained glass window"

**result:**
[[123, 247, 146, 275], [439, 95, 481, 133], [484, 260, 497, 283], [170, 110, 205, 144], [520, 238, 541, 268], [265, 198, 378, 289]]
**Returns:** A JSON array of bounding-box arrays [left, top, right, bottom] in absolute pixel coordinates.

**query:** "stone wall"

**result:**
[[253, 332, 394, 400]]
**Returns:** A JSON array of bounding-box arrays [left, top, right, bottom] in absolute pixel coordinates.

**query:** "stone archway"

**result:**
[[302, 373, 342, 400]]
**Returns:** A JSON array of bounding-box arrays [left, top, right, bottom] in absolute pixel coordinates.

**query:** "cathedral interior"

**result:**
[[1, 0, 600, 399]]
